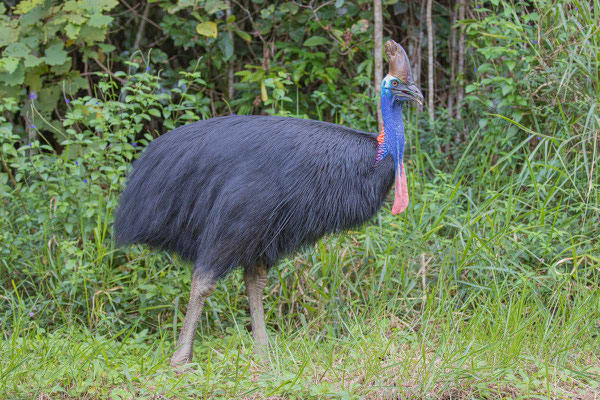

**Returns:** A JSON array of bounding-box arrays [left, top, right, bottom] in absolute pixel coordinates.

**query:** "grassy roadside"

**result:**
[[2, 263, 599, 399], [2, 128, 599, 398]]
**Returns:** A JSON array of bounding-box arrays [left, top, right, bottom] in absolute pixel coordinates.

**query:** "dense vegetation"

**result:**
[[1, 0, 598, 398]]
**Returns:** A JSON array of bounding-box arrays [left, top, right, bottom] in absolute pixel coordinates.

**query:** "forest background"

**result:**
[[1, 0, 599, 398]]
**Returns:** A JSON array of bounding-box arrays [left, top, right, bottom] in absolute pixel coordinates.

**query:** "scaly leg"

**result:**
[[170, 268, 216, 367], [243, 262, 269, 358]]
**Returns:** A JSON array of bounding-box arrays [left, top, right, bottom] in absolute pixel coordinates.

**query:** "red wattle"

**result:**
[[391, 162, 409, 215]]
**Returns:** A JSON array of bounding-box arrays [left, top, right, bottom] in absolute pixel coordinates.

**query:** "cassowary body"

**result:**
[[114, 40, 422, 366], [115, 116, 395, 278]]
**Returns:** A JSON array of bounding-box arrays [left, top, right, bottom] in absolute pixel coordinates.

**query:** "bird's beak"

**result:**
[[392, 83, 423, 106]]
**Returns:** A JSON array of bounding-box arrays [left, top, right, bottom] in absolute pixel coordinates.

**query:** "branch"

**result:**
[[93, 58, 127, 85], [119, 0, 162, 31], [232, 0, 267, 46], [292, 0, 349, 54], [134, 1, 151, 50]]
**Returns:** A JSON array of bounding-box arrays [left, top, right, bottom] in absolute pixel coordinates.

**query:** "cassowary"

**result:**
[[114, 40, 423, 366]]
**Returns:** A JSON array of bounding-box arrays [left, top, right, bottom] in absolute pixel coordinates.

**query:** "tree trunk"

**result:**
[[426, 0, 434, 124], [456, 0, 465, 143], [133, 1, 151, 50], [448, 0, 457, 118], [445, 0, 458, 153], [415, 1, 425, 102], [226, 0, 235, 99], [374, 0, 383, 130]]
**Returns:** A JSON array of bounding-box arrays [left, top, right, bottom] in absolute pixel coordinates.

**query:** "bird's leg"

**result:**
[[244, 262, 269, 359], [170, 268, 216, 367]]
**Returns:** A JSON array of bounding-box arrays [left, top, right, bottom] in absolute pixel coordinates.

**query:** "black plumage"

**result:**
[[115, 115, 394, 279]]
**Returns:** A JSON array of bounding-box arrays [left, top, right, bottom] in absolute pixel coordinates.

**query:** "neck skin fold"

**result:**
[[381, 98, 405, 169], [379, 93, 409, 214]]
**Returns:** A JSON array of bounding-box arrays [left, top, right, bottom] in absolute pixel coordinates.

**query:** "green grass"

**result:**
[[2, 3, 600, 394], [3, 284, 599, 399], [2, 250, 599, 399], [2, 129, 599, 398]]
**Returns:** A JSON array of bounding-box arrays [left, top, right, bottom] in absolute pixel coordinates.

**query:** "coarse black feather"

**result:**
[[114, 115, 395, 279]]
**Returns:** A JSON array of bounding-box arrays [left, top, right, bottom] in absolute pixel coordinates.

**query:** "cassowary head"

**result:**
[[379, 40, 423, 215], [382, 40, 423, 106]]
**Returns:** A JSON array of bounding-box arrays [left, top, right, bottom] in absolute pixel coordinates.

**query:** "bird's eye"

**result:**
[[391, 80, 398, 87]]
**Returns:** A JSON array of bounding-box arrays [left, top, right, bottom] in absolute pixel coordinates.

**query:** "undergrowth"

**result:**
[[1, 1, 599, 399]]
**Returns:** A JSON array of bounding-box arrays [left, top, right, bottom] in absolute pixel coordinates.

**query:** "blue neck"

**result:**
[[381, 96, 405, 170]]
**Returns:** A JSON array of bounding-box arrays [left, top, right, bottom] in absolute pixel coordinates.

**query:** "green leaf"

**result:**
[[196, 21, 218, 38], [292, 62, 306, 83], [38, 85, 60, 114], [168, 0, 195, 14], [231, 26, 251, 42], [279, 3, 298, 14], [325, 67, 340, 81], [44, 43, 70, 66], [21, 35, 41, 50], [23, 54, 43, 68], [78, 25, 107, 44], [80, 0, 118, 13], [303, 36, 330, 47], [66, 14, 88, 24], [0, 57, 20, 73], [25, 69, 43, 91], [63, 1, 80, 12], [64, 74, 89, 94], [13, 0, 44, 14], [98, 43, 116, 53], [4, 42, 30, 58], [88, 13, 113, 28], [148, 108, 161, 117], [20, 4, 43, 26], [51, 59, 73, 75], [0, 22, 21, 47], [289, 27, 304, 43], [0, 62, 25, 86], [205, 0, 228, 14], [2, 143, 17, 157], [65, 23, 82, 39], [478, 118, 488, 130], [218, 34, 233, 61], [478, 63, 492, 73]]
